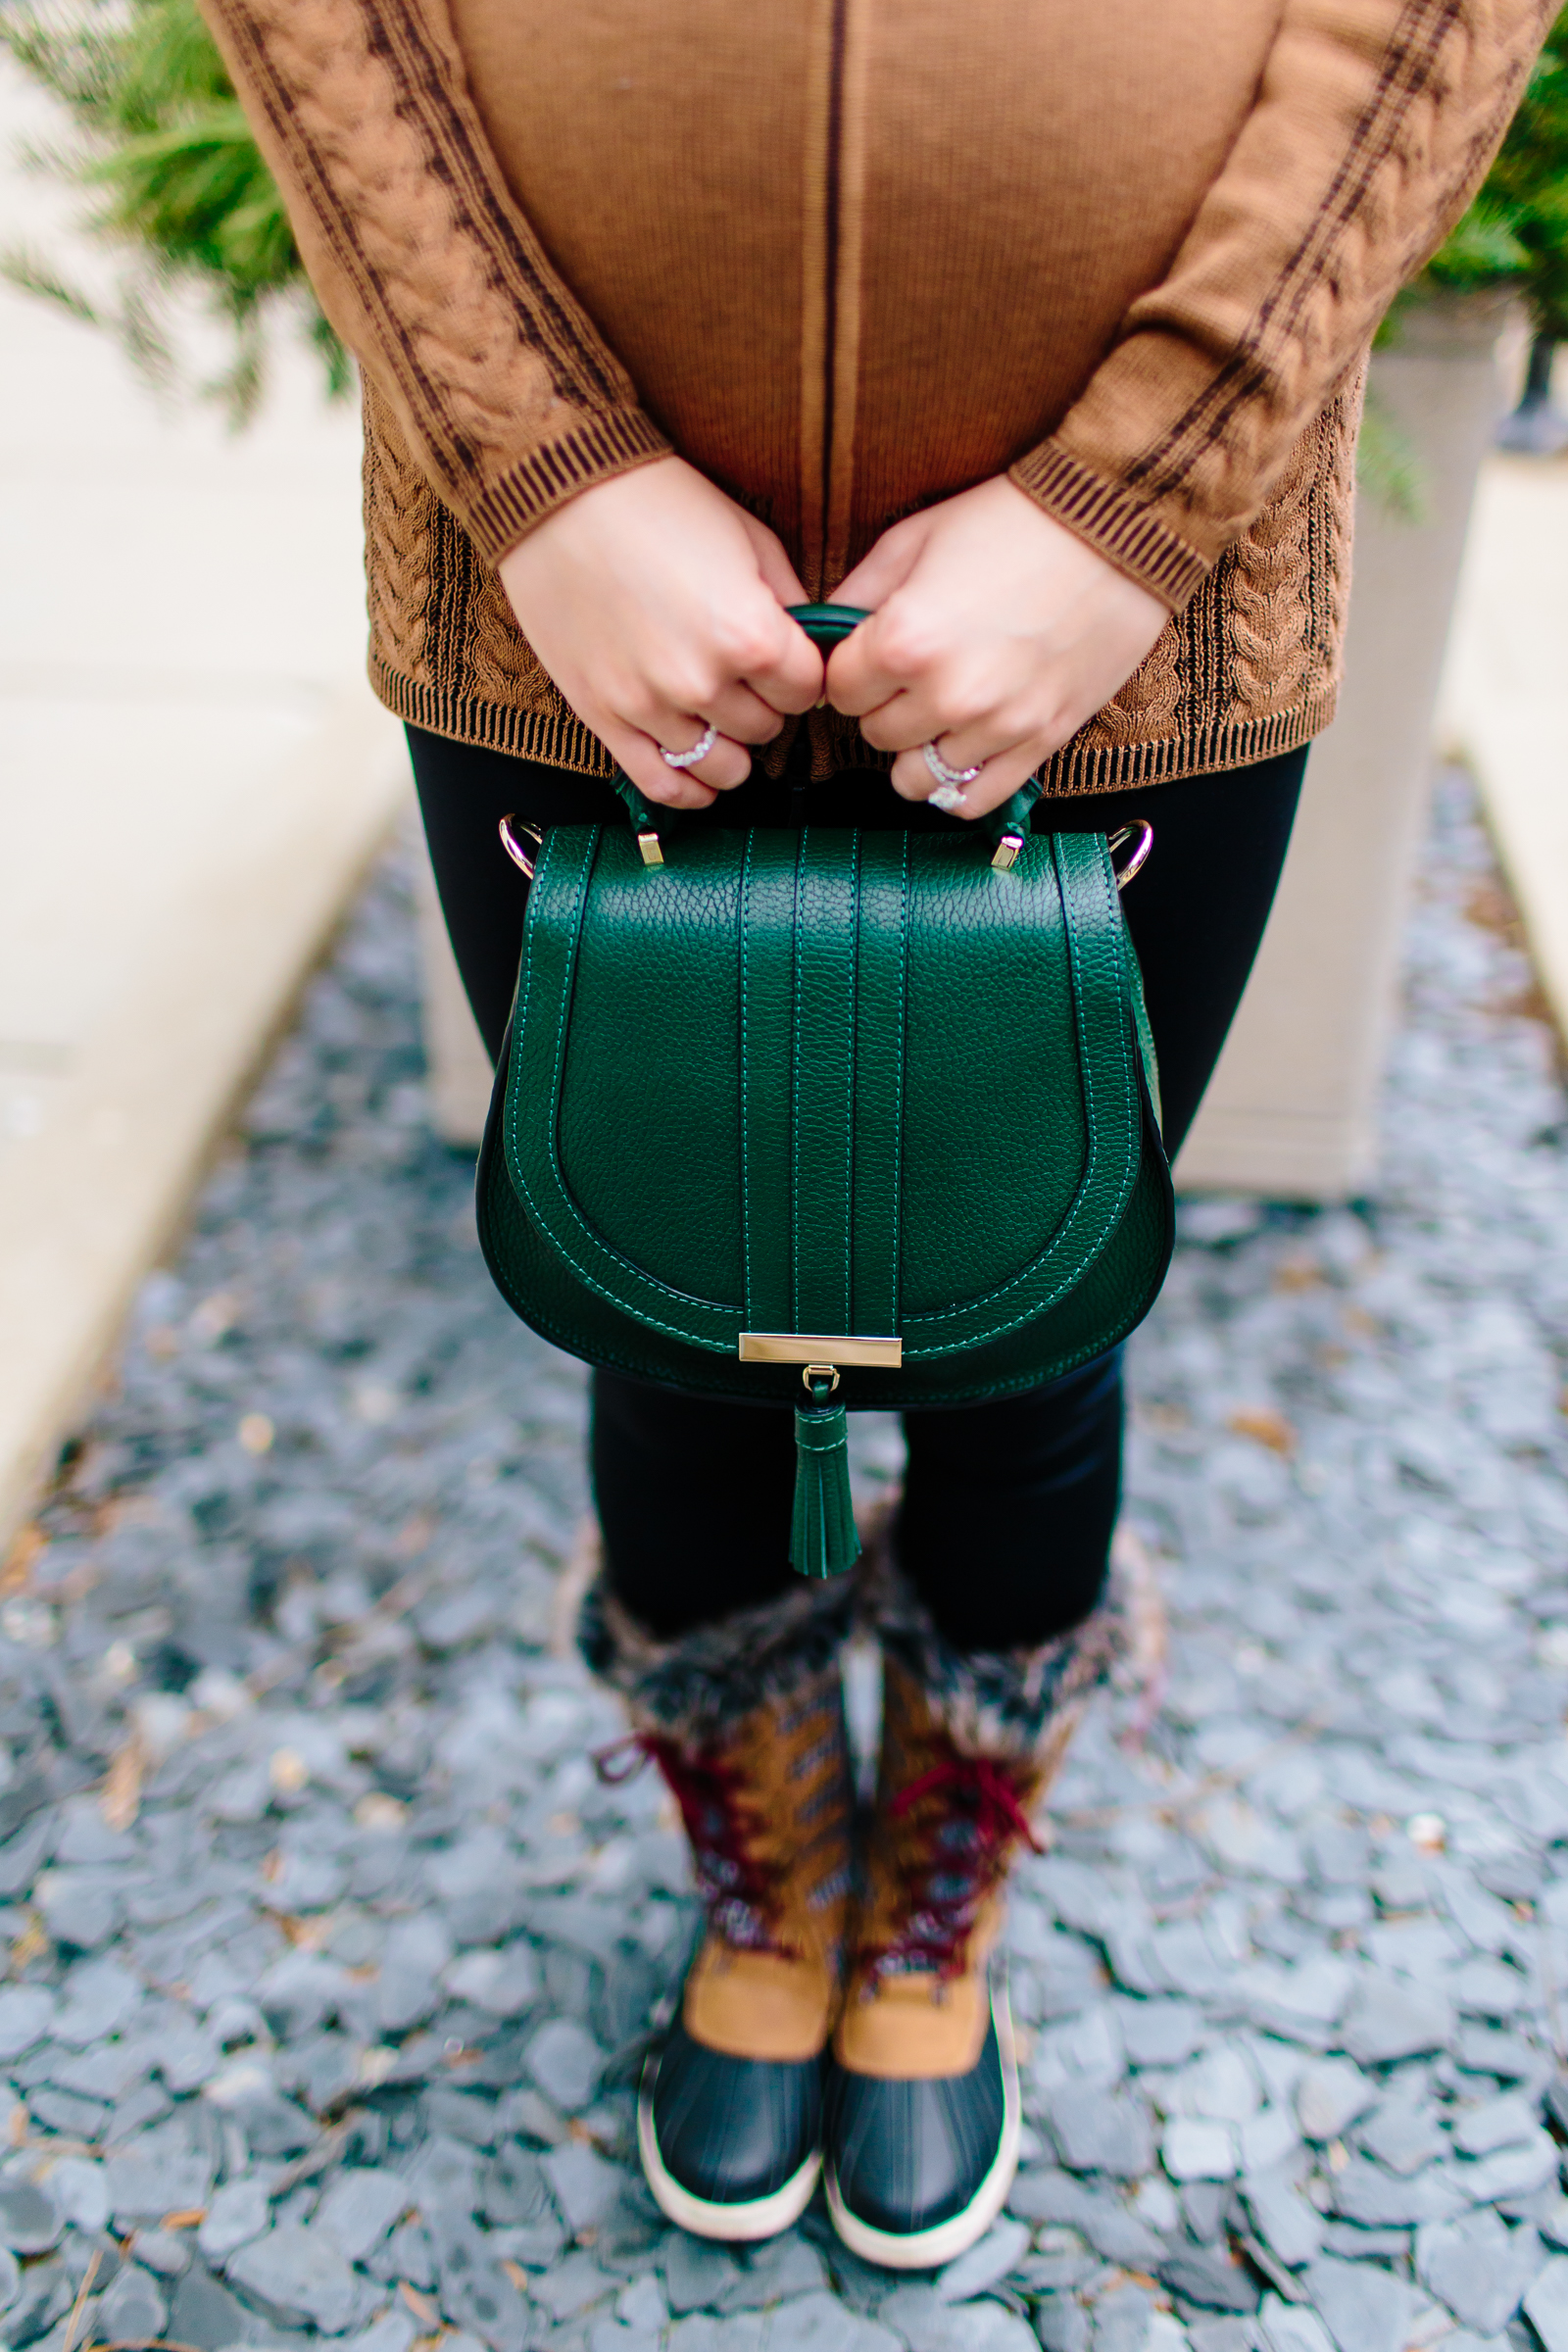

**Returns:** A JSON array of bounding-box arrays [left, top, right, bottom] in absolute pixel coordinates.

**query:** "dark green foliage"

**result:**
[[0, 0, 347, 419], [1425, 3, 1568, 338]]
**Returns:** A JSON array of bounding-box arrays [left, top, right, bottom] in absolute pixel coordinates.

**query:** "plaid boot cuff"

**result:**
[[578, 1569, 858, 1743], [862, 1525, 1164, 1761]]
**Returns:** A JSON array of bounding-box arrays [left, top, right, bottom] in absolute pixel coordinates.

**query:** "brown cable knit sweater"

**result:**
[[201, 0, 1549, 788]]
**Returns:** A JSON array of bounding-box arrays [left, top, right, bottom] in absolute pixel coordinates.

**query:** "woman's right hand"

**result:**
[[498, 457, 824, 808]]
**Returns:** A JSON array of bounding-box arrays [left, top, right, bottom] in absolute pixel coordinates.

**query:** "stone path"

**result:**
[[2, 769, 1567, 2352]]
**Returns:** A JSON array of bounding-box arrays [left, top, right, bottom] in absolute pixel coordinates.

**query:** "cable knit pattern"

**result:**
[[466, 564, 558, 714], [362, 381, 433, 687], [199, 0, 670, 555], [1085, 605, 1187, 754], [1323, 381, 1362, 661], [361, 388, 1349, 790], [1028, 0, 1551, 582], [204, 0, 1545, 785], [1224, 423, 1318, 722]]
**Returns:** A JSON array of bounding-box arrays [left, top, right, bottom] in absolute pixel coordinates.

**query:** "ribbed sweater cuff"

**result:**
[[463, 409, 674, 562], [1009, 439, 1211, 612]]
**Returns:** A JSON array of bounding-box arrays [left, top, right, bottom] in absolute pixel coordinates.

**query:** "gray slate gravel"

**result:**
[[1, 770, 1566, 2350]]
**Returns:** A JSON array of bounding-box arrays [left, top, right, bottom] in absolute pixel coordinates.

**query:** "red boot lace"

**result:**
[[865, 1751, 1042, 1983], [597, 1733, 786, 1954]]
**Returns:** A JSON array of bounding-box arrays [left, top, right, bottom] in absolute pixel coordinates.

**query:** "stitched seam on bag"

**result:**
[[483, 1047, 1166, 1401], [906, 839, 1139, 1351], [900, 835, 1137, 1337], [905, 852, 1140, 1354], [906, 876, 1106, 1341], [899, 833, 1105, 1324], [791, 830, 805, 1333], [485, 1135, 1153, 1399], [740, 831, 756, 1326], [506, 830, 735, 1343], [843, 832, 857, 1331], [505, 830, 1141, 1359], [890, 835, 907, 1333], [906, 865, 1142, 1354], [482, 1147, 1160, 1404]]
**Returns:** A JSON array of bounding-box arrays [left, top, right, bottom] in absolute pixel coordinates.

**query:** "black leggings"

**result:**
[[409, 725, 1305, 1651]]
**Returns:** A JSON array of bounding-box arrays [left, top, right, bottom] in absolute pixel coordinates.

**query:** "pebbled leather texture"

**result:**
[[477, 815, 1174, 1410], [741, 832, 804, 1336], [792, 831, 858, 1337]]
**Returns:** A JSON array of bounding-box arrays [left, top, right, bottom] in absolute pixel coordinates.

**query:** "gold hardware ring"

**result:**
[[1107, 819, 1154, 890], [500, 813, 544, 879]]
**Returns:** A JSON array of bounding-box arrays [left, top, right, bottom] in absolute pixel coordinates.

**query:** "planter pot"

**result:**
[[1175, 288, 1515, 1200]]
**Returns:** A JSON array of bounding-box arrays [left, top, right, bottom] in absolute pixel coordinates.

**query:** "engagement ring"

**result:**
[[923, 740, 983, 793]]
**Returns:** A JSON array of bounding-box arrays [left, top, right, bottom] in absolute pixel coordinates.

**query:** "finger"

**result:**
[[701, 678, 791, 746], [826, 605, 950, 721], [911, 707, 1037, 775], [739, 608, 825, 715], [825, 527, 934, 712], [736, 511, 809, 610], [601, 720, 725, 812], [851, 685, 949, 755], [634, 729, 753, 801], [850, 662, 1036, 756], [831, 514, 929, 612], [889, 738, 1043, 818], [666, 730, 752, 792], [825, 636, 907, 720], [633, 679, 780, 749], [923, 689, 1085, 788]]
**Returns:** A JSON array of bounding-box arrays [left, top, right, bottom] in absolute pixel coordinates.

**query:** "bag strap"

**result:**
[[609, 771, 668, 865], [612, 604, 1042, 869]]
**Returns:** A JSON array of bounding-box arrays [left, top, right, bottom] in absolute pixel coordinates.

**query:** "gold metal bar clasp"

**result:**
[[738, 1332, 903, 1369]]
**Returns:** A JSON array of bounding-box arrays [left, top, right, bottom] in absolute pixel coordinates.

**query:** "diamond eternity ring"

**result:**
[[660, 721, 718, 769]]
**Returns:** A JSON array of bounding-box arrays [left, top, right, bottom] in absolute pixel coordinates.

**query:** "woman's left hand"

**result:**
[[825, 476, 1170, 818]]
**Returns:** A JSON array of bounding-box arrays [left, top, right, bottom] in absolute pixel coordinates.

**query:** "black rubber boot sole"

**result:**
[[638, 2020, 824, 2242], [824, 1979, 1020, 2269]]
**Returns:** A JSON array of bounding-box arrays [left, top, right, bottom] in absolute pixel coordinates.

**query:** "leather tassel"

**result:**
[[790, 1377, 861, 1580]]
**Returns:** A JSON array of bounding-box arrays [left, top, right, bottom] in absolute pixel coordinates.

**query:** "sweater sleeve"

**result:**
[[197, 0, 671, 559], [1009, 0, 1555, 610]]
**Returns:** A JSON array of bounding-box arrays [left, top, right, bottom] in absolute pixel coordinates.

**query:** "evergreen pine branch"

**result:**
[[0, 243, 102, 324], [1423, 3, 1568, 332], [0, 0, 347, 421], [116, 276, 178, 392]]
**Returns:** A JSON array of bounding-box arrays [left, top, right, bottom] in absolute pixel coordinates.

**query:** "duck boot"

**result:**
[[582, 1574, 857, 2240], [825, 1537, 1162, 2267]]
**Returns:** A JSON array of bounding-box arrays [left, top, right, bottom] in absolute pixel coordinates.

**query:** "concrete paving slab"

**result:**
[[1439, 454, 1568, 1042], [0, 686, 407, 1544], [0, 54, 407, 1544]]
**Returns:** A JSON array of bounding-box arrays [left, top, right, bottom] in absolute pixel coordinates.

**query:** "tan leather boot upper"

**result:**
[[835, 1655, 1083, 2082], [645, 1662, 853, 2065]]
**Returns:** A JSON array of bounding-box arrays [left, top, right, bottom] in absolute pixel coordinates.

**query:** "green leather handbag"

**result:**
[[476, 605, 1174, 1577]]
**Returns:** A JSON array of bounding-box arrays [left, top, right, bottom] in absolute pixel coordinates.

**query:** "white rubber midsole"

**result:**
[[823, 1981, 1021, 2271], [637, 2049, 822, 2243]]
